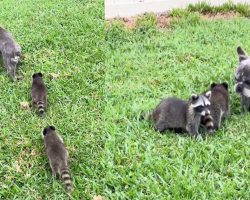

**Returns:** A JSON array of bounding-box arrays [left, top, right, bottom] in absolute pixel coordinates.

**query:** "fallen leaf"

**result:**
[[13, 161, 22, 173], [20, 101, 30, 110], [63, 72, 72, 78], [49, 73, 60, 80]]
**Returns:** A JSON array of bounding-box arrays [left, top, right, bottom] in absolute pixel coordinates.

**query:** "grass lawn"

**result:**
[[0, 0, 103, 199], [1, 1, 250, 199], [105, 10, 250, 200]]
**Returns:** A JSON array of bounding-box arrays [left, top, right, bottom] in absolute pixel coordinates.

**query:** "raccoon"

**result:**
[[202, 82, 229, 133], [0, 27, 21, 80], [31, 72, 47, 116], [43, 126, 73, 193], [150, 93, 211, 137], [234, 46, 250, 112]]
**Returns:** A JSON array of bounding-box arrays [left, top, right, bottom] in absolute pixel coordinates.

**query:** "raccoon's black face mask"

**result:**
[[194, 105, 209, 115], [235, 81, 250, 97], [235, 68, 250, 84], [191, 94, 211, 116]]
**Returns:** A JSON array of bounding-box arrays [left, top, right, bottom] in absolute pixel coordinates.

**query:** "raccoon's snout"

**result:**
[[235, 83, 243, 93], [205, 110, 210, 116], [201, 109, 210, 116]]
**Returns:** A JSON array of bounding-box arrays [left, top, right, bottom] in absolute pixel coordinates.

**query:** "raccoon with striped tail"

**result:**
[[150, 93, 211, 137], [31, 72, 47, 116], [201, 82, 230, 133], [43, 126, 73, 193]]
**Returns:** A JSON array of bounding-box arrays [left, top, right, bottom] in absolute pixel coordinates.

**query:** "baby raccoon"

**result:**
[[43, 126, 73, 193], [234, 46, 250, 112], [31, 72, 47, 116], [202, 82, 229, 133], [150, 93, 211, 137], [0, 27, 21, 80]]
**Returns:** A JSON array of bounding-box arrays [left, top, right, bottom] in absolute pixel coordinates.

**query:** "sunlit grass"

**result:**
[[105, 11, 250, 199], [0, 0, 103, 199]]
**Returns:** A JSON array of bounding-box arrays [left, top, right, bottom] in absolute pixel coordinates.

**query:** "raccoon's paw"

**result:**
[[11, 75, 23, 82], [208, 128, 216, 135], [190, 133, 201, 139], [10, 75, 17, 82], [14, 77, 18, 82], [242, 105, 249, 113], [155, 123, 166, 133], [16, 75, 24, 81]]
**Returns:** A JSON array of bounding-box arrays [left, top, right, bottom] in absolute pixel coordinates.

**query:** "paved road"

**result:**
[[105, 0, 249, 19]]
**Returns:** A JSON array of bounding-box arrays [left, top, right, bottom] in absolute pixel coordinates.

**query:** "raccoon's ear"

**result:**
[[43, 128, 47, 136], [38, 72, 43, 77], [32, 73, 37, 78], [191, 94, 198, 101], [49, 126, 56, 131], [211, 83, 217, 89], [237, 46, 248, 62], [222, 82, 228, 90]]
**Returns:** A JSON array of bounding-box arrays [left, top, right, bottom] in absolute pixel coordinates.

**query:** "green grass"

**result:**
[[170, 1, 250, 17], [1, 1, 250, 199], [0, 0, 103, 199], [187, 1, 250, 16], [105, 12, 250, 199]]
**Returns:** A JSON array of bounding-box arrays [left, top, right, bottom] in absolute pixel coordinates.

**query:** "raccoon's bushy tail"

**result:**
[[37, 100, 45, 116], [60, 167, 73, 193], [139, 111, 152, 121], [203, 114, 214, 133]]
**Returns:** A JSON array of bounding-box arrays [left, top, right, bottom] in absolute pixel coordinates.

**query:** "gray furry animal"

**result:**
[[150, 93, 211, 137], [202, 82, 229, 133], [0, 27, 21, 80], [43, 126, 73, 193], [31, 72, 47, 116], [234, 46, 250, 112]]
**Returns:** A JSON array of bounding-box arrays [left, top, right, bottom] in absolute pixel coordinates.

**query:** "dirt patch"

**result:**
[[201, 11, 241, 20], [107, 12, 171, 30], [122, 17, 137, 29], [106, 11, 243, 30], [93, 195, 105, 200], [156, 13, 172, 28], [106, 17, 137, 30], [20, 101, 31, 111]]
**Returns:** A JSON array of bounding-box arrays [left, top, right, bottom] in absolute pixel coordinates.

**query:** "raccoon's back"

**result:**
[[46, 141, 68, 163], [210, 90, 229, 113], [32, 80, 47, 92], [31, 81, 47, 99], [45, 135, 67, 153], [0, 30, 16, 50], [152, 97, 188, 127]]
